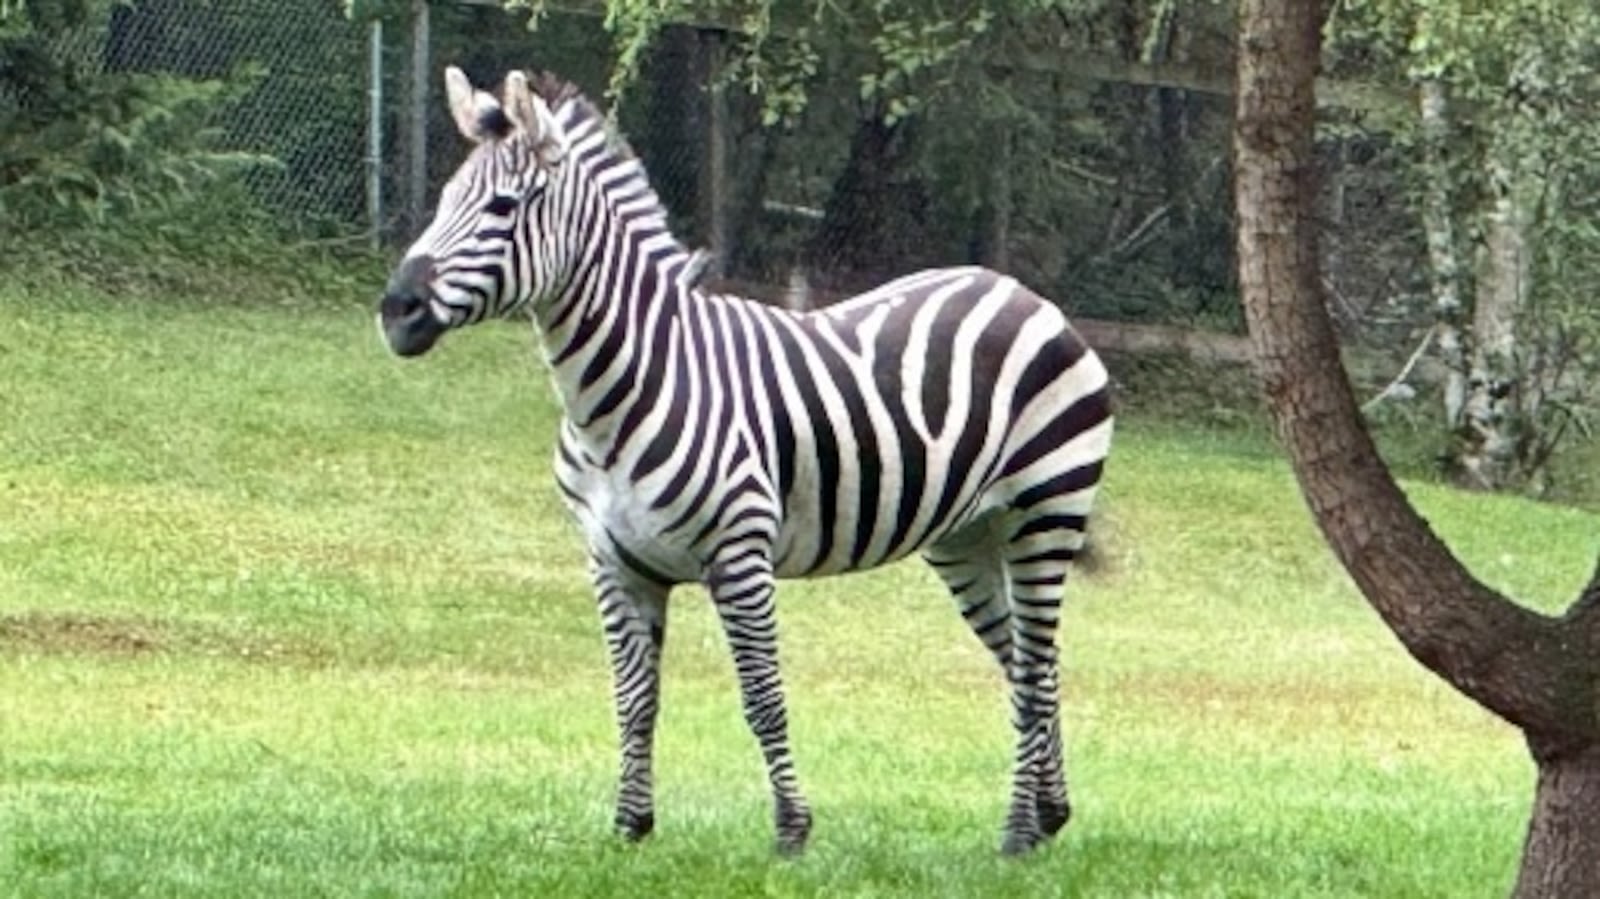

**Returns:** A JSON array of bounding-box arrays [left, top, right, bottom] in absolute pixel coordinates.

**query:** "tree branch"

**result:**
[[1361, 327, 1435, 412], [1233, 0, 1595, 747], [1565, 553, 1600, 625]]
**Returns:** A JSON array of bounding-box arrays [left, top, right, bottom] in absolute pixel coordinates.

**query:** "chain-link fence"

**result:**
[[7, 0, 1415, 329], [59, 0, 711, 246], [87, 0, 373, 230]]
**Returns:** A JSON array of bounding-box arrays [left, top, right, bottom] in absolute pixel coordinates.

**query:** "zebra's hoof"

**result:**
[[1037, 797, 1072, 839], [615, 811, 655, 842], [1000, 828, 1045, 857], [773, 806, 812, 858]]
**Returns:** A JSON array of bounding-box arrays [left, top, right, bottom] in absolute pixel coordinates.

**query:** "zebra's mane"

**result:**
[[524, 71, 701, 280]]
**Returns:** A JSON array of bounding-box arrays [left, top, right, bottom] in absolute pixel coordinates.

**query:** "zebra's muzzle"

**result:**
[[378, 290, 447, 357], [378, 255, 446, 357]]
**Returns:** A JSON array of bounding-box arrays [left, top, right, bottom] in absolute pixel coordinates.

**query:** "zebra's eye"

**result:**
[[483, 194, 520, 217]]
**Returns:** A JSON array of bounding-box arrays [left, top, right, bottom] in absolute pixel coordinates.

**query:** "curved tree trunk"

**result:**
[[1232, 2, 1600, 896]]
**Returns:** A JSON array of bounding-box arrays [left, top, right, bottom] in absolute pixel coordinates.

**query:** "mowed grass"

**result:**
[[2, 283, 1594, 897]]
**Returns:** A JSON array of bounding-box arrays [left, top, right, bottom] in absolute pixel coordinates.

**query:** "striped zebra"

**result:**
[[377, 66, 1114, 857]]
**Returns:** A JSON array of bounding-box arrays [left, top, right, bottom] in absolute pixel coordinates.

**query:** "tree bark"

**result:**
[[1516, 746, 1600, 898], [1233, 2, 1600, 895]]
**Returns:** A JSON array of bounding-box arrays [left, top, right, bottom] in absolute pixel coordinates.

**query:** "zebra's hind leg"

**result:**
[[926, 531, 1069, 852], [592, 558, 671, 842], [995, 512, 1080, 857], [707, 551, 812, 856], [923, 542, 1013, 671]]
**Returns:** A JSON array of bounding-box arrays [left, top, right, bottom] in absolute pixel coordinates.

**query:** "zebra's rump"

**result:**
[[747, 266, 1113, 578]]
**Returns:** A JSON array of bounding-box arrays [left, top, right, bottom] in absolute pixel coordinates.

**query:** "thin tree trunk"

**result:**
[[1233, 3, 1600, 895], [972, 132, 1011, 270], [1418, 78, 1470, 427], [1456, 47, 1551, 491], [698, 28, 729, 277], [1459, 126, 1532, 489]]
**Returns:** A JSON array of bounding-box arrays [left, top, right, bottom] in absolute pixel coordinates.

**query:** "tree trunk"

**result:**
[[1453, 46, 1553, 492], [696, 28, 729, 277], [1458, 123, 1534, 489], [804, 109, 930, 294], [1417, 78, 1470, 427], [629, 25, 705, 234], [1233, 2, 1600, 895], [1515, 745, 1600, 898], [971, 132, 1012, 270]]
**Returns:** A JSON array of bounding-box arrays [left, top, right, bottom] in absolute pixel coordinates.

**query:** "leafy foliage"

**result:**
[[0, 73, 268, 228], [1331, 0, 1600, 493], [0, 0, 270, 232]]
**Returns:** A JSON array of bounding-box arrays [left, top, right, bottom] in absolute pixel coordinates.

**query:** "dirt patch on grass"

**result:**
[[0, 612, 167, 655], [0, 611, 327, 664]]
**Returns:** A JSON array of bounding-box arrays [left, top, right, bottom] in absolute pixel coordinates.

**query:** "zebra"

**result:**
[[376, 65, 1114, 858]]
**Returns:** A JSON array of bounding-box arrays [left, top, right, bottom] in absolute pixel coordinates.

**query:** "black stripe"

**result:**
[[770, 323, 838, 573], [1012, 514, 1088, 542], [652, 306, 720, 512], [1014, 461, 1104, 509], [806, 322, 880, 566], [919, 294, 975, 437], [1011, 548, 1077, 565], [999, 387, 1112, 480], [581, 279, 659, 425], [1010, 333, 1089, 422], [629, 324, 692, 482], [756, 319, 798, 517], [603, 303, 677, 469], [608, 529, 676, 588], [547, 251, 600, 332]]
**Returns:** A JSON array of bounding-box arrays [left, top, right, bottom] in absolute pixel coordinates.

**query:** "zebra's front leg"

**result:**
[[708, 553, 812, 856], [592, 559, 670, 842]]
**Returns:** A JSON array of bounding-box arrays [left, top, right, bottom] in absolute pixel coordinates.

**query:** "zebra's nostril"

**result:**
[[380, 255, 438, 322], [380, 291, 426, 322]]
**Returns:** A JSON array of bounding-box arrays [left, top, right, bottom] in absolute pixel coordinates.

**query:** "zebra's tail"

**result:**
[[1070, 518, 1118, 579]]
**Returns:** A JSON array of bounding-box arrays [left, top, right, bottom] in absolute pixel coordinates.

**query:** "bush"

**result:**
[[0, 70, 271, 230]]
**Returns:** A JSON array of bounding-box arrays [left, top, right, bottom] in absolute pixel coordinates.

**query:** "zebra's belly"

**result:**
[[766, 460, 1007, 580], [558, 458, 975, 585], [769, 533, 931, 579], [557, 481, 711, 584]]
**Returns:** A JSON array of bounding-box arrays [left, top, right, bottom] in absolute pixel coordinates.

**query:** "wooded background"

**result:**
[[4, 0, 1599, 495]]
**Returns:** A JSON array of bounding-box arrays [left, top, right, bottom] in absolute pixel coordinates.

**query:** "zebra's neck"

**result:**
[[533, 100, 705, 461]]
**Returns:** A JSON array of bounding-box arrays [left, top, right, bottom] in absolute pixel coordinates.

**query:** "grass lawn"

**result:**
[[2, 281, 1594, 897]]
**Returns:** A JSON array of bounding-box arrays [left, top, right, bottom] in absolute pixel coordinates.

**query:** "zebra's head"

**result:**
[[379, 67, 570, 357]]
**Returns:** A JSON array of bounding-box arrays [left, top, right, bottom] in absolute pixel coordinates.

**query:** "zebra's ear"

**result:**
[[503, 69, 566, 166], [444, 66, 502, 143]]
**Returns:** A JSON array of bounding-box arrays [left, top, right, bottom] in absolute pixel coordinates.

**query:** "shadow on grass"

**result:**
[[0, 610, 329, 665]]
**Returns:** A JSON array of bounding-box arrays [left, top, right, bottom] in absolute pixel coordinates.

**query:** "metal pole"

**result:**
[[408, 0, 431, 232], [366, 18, 384, 248]]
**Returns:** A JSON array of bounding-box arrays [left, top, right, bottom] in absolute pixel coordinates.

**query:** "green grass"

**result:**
[[2, 280, 1593, 897]]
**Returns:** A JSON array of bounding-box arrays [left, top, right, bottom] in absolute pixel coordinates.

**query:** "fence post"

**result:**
[[367, 18, 384, 248], [408, 0, 431, 232]]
